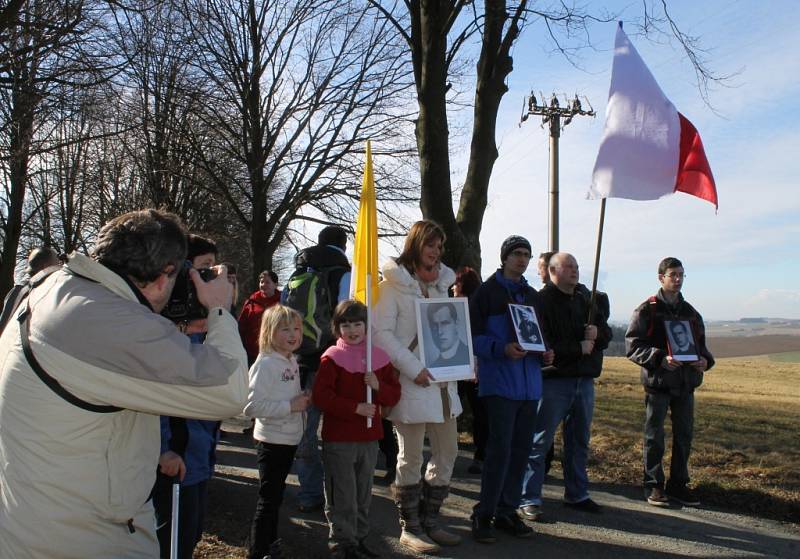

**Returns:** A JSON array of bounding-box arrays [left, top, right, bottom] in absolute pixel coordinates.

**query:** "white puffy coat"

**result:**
[[372, 258, 462, 424], [244, 351, 305, 445]]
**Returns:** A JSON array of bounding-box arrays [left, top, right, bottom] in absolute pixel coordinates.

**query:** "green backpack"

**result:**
[[283, 266, 345, 355]]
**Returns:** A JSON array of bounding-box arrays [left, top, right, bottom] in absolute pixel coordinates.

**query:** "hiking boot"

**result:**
[[420, 481, 461, 546], [519, 504, 543, 521], [666, 485, 700, 506], [564, 498, 602, 513], [393, 483, 441, 555], [494, 513, 534, 538], [471, 514, 496, 544], [646, 486, 669, 507]]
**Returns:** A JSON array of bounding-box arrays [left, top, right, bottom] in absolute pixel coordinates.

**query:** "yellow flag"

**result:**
[[350, 140, 379, 305]]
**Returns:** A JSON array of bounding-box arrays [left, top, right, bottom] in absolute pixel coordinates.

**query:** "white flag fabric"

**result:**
[[588, 25, 717, 208]]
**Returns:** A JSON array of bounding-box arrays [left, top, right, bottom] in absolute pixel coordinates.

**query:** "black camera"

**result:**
[[161, 261, 217, 323]]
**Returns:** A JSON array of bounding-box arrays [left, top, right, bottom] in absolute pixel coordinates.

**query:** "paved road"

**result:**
[[209, 420, 800, 559]]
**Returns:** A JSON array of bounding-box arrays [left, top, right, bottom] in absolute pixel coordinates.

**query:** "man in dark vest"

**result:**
[[286, 225, 351, 513]]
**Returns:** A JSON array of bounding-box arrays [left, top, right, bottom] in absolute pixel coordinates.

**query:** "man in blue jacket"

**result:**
[[468, 236, 553, 543]]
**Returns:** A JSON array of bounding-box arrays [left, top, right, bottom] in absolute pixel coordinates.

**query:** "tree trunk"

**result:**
[[0, 75, 37, 299], [413, 0, 466, 269], [456, 0, 521, 273]]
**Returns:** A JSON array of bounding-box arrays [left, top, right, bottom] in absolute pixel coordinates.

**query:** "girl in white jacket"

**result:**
[[373, 220, 463, 554], [244, 305, 310, 559]]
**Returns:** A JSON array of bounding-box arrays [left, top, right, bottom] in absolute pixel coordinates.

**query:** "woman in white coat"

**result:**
[[373, 220, 463, 554]]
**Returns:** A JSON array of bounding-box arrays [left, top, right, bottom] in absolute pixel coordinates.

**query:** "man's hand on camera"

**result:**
[[190, 265, 232, 311]]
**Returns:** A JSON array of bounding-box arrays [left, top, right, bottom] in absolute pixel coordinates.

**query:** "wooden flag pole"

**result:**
[[366, 274, 373, 429], [587, 198, 607, 325]]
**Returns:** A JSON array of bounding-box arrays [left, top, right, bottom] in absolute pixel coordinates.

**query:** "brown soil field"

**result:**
[[707, 334, 800, 358]]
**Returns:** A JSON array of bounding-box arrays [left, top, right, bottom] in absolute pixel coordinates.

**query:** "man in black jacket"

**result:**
[[285, 225, 351, 513], [519, 253, 611, 521], [625, 257, 714, 507]]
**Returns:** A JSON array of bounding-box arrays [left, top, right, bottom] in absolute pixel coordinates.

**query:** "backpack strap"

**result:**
[[17, 303, 123, 414], [646, 295, 658, 337]]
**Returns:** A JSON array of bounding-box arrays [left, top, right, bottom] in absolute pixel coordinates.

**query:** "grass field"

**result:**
[[589, 356, 800, 524], [768, 351, 800, 363]]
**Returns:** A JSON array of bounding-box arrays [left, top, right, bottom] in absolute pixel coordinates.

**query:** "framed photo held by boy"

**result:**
[[415, 297, 475, 382], [665, 319, 698, 361], [508, 304, 546, 353]]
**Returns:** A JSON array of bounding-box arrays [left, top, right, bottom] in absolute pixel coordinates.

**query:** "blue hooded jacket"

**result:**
[[469, 270, 543, 401], [159, 332, 220, 486]]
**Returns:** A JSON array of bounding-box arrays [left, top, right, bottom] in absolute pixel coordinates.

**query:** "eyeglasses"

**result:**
[[663, 272, 686, 279]]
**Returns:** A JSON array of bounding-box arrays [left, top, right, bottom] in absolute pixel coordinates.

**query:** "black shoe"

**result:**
[[471, 514, 496, 543], [467, 459, 483, 475], [666, 485, 700, 506], [298, 500, 325, 513], [564, 498, 602, 513], [519, 504, 543, 521], [494, 513, 534, 538], [357, 537, 381, 558]]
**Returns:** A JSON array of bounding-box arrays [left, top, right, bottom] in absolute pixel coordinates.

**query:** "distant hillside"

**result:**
[[707, 335, 800, 358], [603, 327, 800, 359]]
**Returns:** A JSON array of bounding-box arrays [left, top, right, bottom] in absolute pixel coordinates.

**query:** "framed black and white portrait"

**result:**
[[508, 304, 546, 352], [415, 297, 475, 382], [665, 320, 698, 361]]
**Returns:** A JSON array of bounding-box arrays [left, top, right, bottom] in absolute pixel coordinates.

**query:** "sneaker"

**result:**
[[467, 459, 483, 475], [646, 486, 669, 507], [564, 498, 602, 513], [519, 504, 543, 521], [494, 513, 534, 538], [666, 485, 700, 506], [471, 514, 496, 544]]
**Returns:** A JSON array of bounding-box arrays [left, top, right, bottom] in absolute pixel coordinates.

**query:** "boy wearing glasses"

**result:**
[[625, 257, 714, 508]]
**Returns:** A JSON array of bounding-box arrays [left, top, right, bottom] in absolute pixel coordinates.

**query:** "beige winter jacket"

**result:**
[[0, 253, 248, 558], [372, 258, 462, 424]]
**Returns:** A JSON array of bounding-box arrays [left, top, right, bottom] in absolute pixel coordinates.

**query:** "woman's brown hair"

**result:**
[[395, 220, 446, 274]]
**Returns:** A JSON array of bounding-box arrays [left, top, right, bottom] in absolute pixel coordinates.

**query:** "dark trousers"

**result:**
[[643, 391, 694, 490], [153, 475, 208, 559], [249, 441, 298, 559], [378, 419, 398, 471], [473, 396, 538, 518], [458, 380, 488, 461]]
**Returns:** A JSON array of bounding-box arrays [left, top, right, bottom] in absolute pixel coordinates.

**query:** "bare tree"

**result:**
[[370, 0, 727, 272], [0, 0, 121, 296], [183, 0, 418, 284]]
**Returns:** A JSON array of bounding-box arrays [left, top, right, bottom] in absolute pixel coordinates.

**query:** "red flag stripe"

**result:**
[[675, 112, 718, 209]]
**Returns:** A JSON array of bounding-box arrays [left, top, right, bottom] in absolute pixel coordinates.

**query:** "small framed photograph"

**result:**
[[665, 320, 698, 361], [415, 297, 475, 382], [508, 304, 546, 352]]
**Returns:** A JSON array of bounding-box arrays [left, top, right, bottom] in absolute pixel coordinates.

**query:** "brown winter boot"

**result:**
[[421, 481, 461, 546], [392, 483, 441, 555]]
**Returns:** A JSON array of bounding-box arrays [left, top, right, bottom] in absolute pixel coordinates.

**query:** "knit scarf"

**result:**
[[321, 337, 391, 373]]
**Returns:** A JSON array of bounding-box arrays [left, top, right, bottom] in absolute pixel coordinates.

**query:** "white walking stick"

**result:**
[[170, 480, 180, 559]]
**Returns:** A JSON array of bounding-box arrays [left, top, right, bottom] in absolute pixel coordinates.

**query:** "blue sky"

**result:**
[[469, 1, 800, 321]]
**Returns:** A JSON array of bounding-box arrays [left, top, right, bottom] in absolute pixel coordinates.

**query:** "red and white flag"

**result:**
[[588, 24, 718, 209]]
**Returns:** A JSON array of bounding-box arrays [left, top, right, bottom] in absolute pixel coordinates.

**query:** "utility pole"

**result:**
[[521, 93, 595, 251]]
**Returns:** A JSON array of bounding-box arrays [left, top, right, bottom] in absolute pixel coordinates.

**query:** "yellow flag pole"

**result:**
[[366, 274, 373, 429]]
